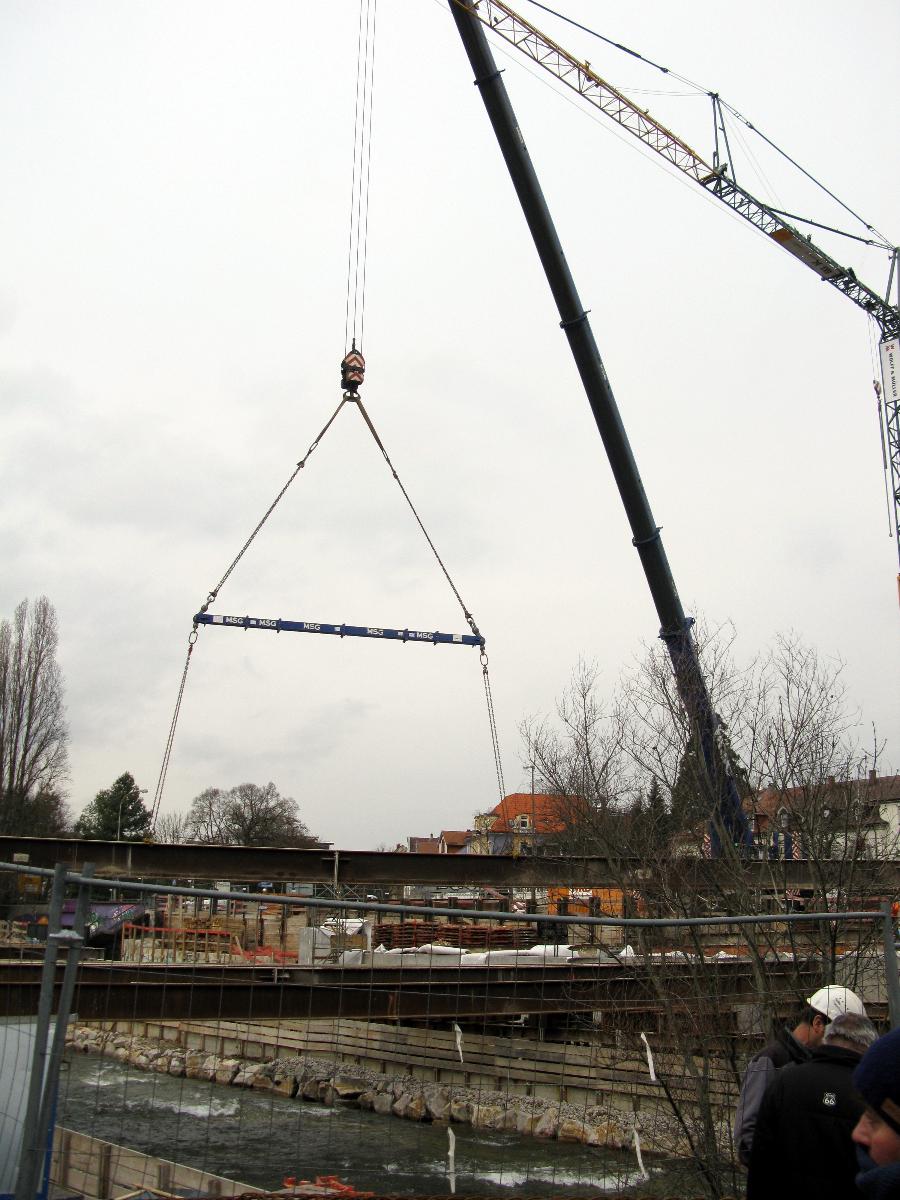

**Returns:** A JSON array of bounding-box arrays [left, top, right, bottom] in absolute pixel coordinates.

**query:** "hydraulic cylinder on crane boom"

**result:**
[[448, 0, 753, 853]]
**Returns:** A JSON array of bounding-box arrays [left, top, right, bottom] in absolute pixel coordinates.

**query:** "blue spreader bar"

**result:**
[[194, 611, 484, 648]]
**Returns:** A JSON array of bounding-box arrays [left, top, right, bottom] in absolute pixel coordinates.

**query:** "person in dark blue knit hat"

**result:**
[[852, 1027, 900, 1198]]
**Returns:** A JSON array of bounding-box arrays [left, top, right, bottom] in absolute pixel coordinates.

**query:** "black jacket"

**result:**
[[746, 1044, 865, 1200], [734, 1026, 812, 1165]]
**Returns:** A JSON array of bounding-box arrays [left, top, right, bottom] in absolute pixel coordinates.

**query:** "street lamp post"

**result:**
[[529, 763, 537, 908]]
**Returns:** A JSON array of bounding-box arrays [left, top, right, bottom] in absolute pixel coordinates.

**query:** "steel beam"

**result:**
[[3, 836, 898, 890], [0, 958, 818, 1022]]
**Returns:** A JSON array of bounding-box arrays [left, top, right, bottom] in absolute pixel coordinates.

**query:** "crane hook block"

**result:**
[[341, 348, 366, 393]]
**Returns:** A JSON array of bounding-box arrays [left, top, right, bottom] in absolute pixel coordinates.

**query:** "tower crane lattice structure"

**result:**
[[468, 0, 900, 581]]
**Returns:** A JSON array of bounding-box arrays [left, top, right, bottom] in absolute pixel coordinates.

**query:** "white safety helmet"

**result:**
[[807, 985, 867, 1020]]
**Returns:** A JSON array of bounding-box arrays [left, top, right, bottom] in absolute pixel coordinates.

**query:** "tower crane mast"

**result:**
[[469, 0, 900, 581]]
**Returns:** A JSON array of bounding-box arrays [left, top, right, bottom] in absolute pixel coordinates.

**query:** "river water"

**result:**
[[57, 1054, 707, 1196]]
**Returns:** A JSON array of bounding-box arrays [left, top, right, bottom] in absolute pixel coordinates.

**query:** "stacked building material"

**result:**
[[372, 921, 537, 950]]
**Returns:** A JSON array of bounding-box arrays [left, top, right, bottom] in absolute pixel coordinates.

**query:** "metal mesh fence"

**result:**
[[1, 861, 897, 1200]]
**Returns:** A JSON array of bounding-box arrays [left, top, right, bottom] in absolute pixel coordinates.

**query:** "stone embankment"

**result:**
[[66, 1025, 656, 1152]]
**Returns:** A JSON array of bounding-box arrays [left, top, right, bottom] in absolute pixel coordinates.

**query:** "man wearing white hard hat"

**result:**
[[734, 984, 867, 1166], [747, 1011, 877, 1198]]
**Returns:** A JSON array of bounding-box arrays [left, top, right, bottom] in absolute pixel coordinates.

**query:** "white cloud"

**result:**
[[2, 0, 897, 847]]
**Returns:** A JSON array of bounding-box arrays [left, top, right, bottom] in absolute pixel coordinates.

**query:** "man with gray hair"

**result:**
[[747, 1011, 878, 1199], [735, 984, 867, 1164]]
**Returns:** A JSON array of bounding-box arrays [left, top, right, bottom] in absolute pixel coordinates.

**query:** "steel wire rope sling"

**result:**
[[151, 0, 505, 825]]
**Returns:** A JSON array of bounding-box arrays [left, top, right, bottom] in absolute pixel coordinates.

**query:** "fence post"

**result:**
[[881, 901, 900, 1029], [14, 863, 67, 1200], [32, 864, 95, 1200]]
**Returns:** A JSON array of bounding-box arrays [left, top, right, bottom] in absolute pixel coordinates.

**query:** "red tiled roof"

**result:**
[[408, 836, 440, 853], [485, 793, 586, 834], [440, 830, 470, 847], [748, 774, 900, 817]]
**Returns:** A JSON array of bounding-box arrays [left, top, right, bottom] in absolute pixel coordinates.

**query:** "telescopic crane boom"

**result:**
[[468, 0, 900, 582], [448, 1, 753, 853]]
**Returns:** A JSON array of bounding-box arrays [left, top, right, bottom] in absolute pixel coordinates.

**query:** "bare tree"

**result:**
[[0, 597, 69, 834], [520, 624, 895, 1197], [735, 635, 893, 982], [526, 624, 893, 918], [185, 787, 228, 843], [522, 659, 625, 813], [154, 809, 191, 844], [186, 782, 317, 847]]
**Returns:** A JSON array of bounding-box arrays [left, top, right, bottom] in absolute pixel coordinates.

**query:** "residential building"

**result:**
[[746, 770, 900, 860], [469, 792, 586, 855], [438, 830, 470, 855], [407, 835, 440, 854]]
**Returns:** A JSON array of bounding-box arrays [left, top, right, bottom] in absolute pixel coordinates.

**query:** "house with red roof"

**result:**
[[746, 769, 900, 860], [408, 831, 474, 854], [407, 834, 440, 854], [438, 830, 470, 854], [469, 792, 587, 855], [673, 769, 900, 861]]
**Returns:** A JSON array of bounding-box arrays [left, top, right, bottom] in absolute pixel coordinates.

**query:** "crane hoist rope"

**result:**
[[150, 360, 508, 826], [345, 0, 378, 359], [150, 0, 507, 826]]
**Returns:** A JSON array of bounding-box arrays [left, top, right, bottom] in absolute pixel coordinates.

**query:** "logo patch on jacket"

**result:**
[[822, 1092, 837, 1107]]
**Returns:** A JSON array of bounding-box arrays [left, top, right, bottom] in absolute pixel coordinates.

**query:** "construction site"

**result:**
[[1, 0, 899, 1198], [1, 830, 899, 1198]]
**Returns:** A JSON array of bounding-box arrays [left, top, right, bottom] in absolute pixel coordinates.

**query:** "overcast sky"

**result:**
[[2, 1, 898, 849]]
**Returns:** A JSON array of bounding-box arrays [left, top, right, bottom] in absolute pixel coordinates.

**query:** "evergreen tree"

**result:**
[[644, 775, 668, 832], [627, 775, 671, 848], [0, 788, 69, 836], [74, 772, 151, 841], [669, 736, 711, 832], [669, 722, 749, 834]]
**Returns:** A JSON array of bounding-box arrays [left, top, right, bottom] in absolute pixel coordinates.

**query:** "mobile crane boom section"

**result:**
[[448, 1, 752, 851], [474, 0, 899, 341]]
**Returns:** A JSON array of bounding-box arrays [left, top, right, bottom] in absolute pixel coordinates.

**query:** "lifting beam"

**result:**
[[194, 611, 483, 647]]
